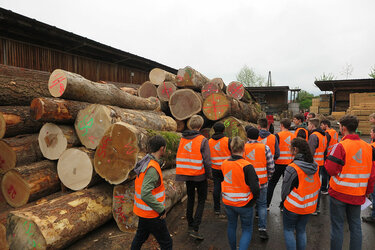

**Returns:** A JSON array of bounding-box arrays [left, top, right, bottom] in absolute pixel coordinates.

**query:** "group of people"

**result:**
[[130, 112, 375, 250]]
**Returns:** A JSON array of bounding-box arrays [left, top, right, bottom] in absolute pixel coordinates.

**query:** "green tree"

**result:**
[[236, 65, 265, 87], [296, 90, 315, 110], [315, 72, 335, 81], [369, 65, 375, 78]]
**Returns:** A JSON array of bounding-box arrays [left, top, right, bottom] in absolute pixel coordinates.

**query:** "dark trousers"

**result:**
[[131, 216, 172, 250], [212, 169, 224, 212], [267, 164, 287, 207], [320, 165, 330, 192], [186, 180, 208, 231]]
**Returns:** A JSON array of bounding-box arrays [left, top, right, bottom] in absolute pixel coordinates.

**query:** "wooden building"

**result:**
[[314, 79, 375, 112], [245, 86, 290, 114], [0, 8, 177, 84]]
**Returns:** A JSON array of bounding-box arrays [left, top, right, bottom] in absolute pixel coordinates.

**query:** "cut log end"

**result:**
[[201, 82, 221, 99], [157, 82, 177, 102], [29, 98, 44, 121], [149, 68, 176, 86], [1, 170, 30, 208], [0, 141, 16, 174], [0, 223, 9, 250], [202, 93, 230, 121], [57, 148, 93, 191], [169, 89, 202, 120], [137, 81, 157, 99], [48, 69, 68, 97], [0, 113, 5, 139], [38, 123, 68, 160], [227, 81, 245, 100], [94, 122, 139, 185]]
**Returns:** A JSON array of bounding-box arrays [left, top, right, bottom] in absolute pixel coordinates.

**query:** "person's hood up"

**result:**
[[311, 128, 325, 136], [293, 153, 318, 175], [182, 130, 201, 139], [211, 132, 225, 140], [134, 154, 153, 175], [259, 129, 271, 139]]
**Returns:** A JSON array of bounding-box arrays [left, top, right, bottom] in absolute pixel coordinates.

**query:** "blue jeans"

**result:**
[[283, 208, 310, 250], [330, 196, 362, 250], [256, 187, 267, 230], [224, 204, 254, 250]]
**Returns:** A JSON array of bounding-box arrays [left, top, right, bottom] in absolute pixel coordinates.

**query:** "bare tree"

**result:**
[[315, 72, 335, 81], [236, 65, 265, 87], [340, 63, 354, 79], [369, 65, 375, 78]]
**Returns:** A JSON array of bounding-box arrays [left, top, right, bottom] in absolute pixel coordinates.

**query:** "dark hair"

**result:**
[[213, 122, 225, 133], [294, 114, 305, 122], [339, 115, 359, 133], [320, 119, 331, 127], [309, 112, 316, 118], [257, 118, 268, 129], [308, 118, 320, 129], [245, 125, 254, 132], [280, 118, 291, 129], [291, 138, 314, 163], [247, 127, 259, 140], [148, 135, 166, 153]]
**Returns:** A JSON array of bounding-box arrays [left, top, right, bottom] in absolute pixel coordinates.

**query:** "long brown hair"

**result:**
[[291, 137, 314, 163]]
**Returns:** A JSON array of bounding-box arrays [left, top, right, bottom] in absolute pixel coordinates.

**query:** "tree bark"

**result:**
[[209, 78, 225, 90], [201, 81, 222, 99], [0, 106, 43, 139], [0, 223, 8, 250], [157, 82, 177, 102], [99, 81, 140, 90], [0, 134, 43, 174], [1, 160, 60, 208], [48, 69, 160, 110], [137, 81, 157, 98], [149, 68, 176, 86], [6, 184, 113, 250], [57, 147, 100, 191], [176, 119, 186, 132], [209, 116, 256, 140], [30, 97, 91, 124], [169, 89, 203, 120], [0, 113, 5, 139], [38, 123, 80, 160], [94, 122, 181, 184], [120, 87, 138, 96], [0, 64, 51, 106], [226, 81, 245, 100], [113, 168, 186, 232], [176, 66, 209, 90]]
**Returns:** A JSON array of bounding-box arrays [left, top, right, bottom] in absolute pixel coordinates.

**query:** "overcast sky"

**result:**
[[2, 0, 375, 95]]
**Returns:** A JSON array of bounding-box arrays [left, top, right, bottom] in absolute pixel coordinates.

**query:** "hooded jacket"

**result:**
[[281, 153, 318, 202], [259, 129, 280, 160]]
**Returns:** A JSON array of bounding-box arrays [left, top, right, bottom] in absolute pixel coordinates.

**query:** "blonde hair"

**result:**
[[188, 115, 204, 130], [370, 113, 375, 120], [230, 136, 244, 154]]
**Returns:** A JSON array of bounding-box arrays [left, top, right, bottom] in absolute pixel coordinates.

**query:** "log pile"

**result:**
[[0, 63, 262, 248]]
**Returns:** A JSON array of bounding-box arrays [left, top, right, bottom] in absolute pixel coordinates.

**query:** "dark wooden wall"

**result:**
[[0, 38, 148, 84]]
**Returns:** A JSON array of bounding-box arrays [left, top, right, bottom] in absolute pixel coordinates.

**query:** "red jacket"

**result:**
[[325, 134, 375, 205]]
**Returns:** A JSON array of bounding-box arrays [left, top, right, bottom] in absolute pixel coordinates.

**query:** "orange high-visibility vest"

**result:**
[[326, 128, 339, 155], [244, 142, 268, 184], [311, 131, 327, 166], [133, 159, 165, 218], [295, 127, 308, 141], [209, 137, 231, 170], [284, 163, 321, 215], [371, 142, 375, 147], [221, 158, 253, 207], [176, 135, 205, 176], [257, 134, 276, 156], [330, 139, 373, 196], [275, 131, 295, 165]]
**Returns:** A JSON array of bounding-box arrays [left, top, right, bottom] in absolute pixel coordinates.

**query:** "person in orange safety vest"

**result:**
[[131, 135, 172, 250], [176, 115, 212, 240], [292, 113, 309, 141], [257, 117, 280, 160]]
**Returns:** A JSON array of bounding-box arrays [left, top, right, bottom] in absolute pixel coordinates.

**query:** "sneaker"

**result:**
[[321, 190, 329, 195], [188, 227, 194, 234], [214, 211, 220, 216], [362, 216, 375, 223], [259, 230, 269, 240], [190, 231, 204, 240]]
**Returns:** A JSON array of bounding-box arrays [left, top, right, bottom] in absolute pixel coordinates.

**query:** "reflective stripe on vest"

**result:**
[[327, 129, 339, 155], [244, 142, 268, 184], [283, 162, 320, 214], [176, 135, 205, 176], [312, 132, 327, 166], [133, 159, 166, 218], [275, 131, 295, 165], [329, 139, 372, 196], [209, 137, 231, 170], [221, 158, 253, 207], [257, 134, 276, 156]]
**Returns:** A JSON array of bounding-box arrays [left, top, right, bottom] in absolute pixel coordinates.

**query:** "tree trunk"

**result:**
[[0, 64, 51, 106], [57, 147, 100, 191], [149, 68, 176, 86], [202, 93, 262, 122], [169, 89, 203, 120], [209, 78, 225, 90], [48, 69, 160, 110], [30, 97, 91, 124], [176, 119, 186, 132], [201, 81, 222, 99], [0, 223, 8, 250], [113, 168, 186, 232], [120, 87, 138, 96], [99, 81, 140, 90], [94, 122, 181, 184], [1, 160, 60, 208], [6, 184, 113, 250], [0, 114, 5, 139], [38, 123, 80, 160], [226, 81, 245, 100], [0, 134, 43, 174], [137, 81, 157, 98], [157, 82, 177, 102], [187, 115, 204, 130], [200, 128, 211, 138], [209, 116, 256, 140], [176, 66, 209, 90], [0, 106, 43, 139]]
